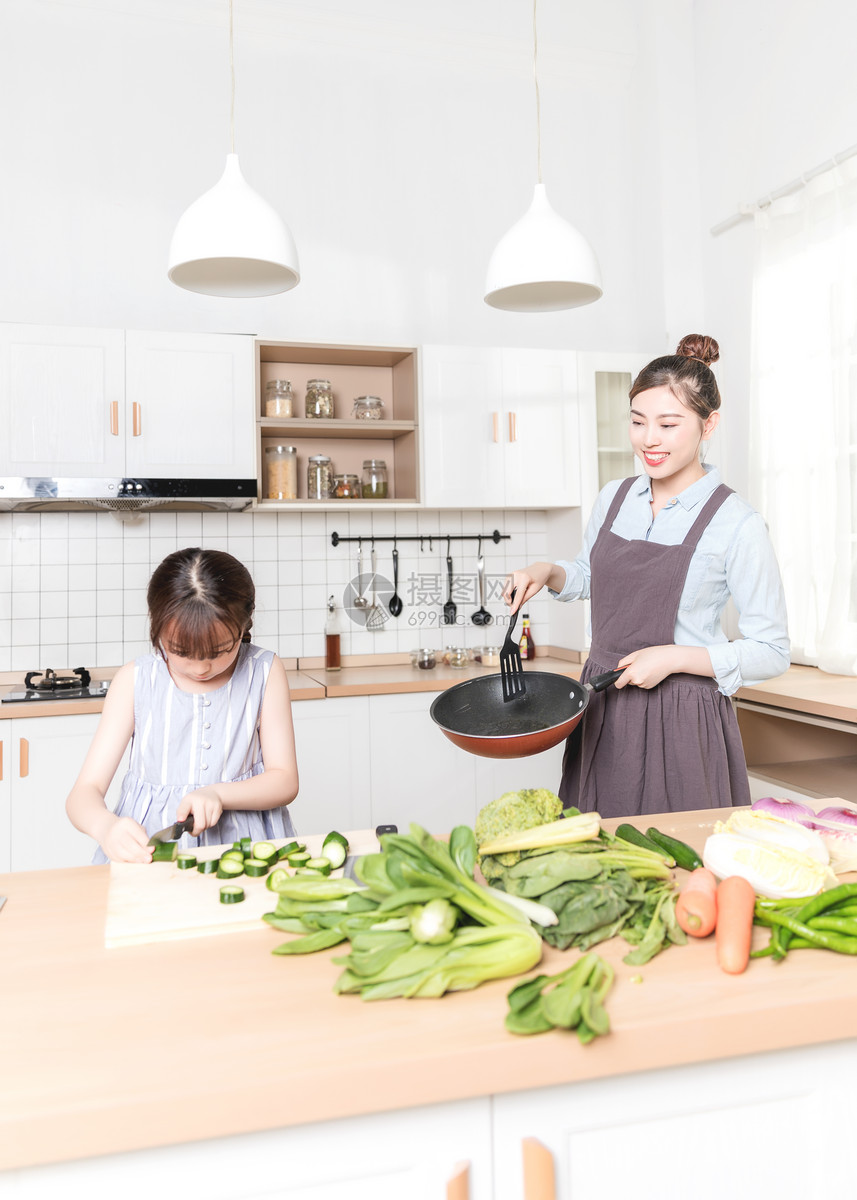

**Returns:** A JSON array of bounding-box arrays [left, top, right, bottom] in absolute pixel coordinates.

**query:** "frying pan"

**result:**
[[429, 668, 624, 760]]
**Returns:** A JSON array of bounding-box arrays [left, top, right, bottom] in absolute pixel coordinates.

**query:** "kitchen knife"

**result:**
[[342, 825, 397, 880], [148, 816, 195, 845]]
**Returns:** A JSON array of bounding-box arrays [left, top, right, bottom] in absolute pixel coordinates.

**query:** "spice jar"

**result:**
[[305, 379, 334, 419], [352, 395, 384, 421], [264, 379, 293, 418], [265, 445, 297, 500], [333, 473, 361, 499], [415, 648, 437, 670], [307, 455, 333, 500], [362, 459, 388, 499]]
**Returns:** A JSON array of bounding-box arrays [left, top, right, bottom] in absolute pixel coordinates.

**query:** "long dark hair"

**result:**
[[148, 548, 255, 659], [630, 333, 722, 420]]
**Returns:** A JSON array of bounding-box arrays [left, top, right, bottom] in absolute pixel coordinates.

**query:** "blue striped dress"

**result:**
[[92, 642, 296, 863]]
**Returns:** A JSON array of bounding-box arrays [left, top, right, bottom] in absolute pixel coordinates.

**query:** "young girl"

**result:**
[[67, 548, 299, 863], [504, 334, 790, 817]]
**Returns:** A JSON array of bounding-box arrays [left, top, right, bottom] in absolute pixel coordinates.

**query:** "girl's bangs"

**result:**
[[161, 610, 241, 659]]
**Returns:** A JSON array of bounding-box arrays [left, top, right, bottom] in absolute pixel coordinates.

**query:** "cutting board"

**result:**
[[104, 829, 379, 950]]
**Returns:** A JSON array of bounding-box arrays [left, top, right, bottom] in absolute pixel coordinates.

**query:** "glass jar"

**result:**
[[447, 647, 469, 669], [415, 648, 436, 670], [265, 445, 297, 500], [333, 473, 361, 499], [362, 459, 388, 499], [264, 379, 293, 418], [352, 395, 384, 421], [307, 454, 334, 500], [305, 378, 334, 419]]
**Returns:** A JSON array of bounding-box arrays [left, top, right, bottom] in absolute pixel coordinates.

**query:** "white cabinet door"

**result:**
[[0, 323, 126, 476], [9, 714, 127, 871], [0, 720, 11, 872], [125, 330, 256, 479], [368, 692, 478, 834], [474, 740, 567, 808], [420, 345, 506, 508], [289, 697, 372, 837], [502, 348, 579, 507]]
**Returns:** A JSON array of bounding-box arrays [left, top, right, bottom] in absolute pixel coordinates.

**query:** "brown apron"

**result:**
[[559, 476, 751, 817]]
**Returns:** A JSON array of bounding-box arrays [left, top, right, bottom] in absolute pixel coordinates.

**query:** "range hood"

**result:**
[[0, 477, 257, 512]]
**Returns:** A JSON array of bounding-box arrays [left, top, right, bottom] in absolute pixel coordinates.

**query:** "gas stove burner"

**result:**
[[24, 667, 92, 691]]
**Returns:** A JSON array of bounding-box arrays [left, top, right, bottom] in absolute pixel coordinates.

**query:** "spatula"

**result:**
[[499, 589, 526, 702]]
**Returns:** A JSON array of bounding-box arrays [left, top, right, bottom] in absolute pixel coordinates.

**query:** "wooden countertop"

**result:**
[[737, 663, 857, 725], [3, 807, 857, 1171], [300, 654, 582, 697]]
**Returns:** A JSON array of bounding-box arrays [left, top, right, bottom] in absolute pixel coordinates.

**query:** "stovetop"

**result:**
[[1, 668, 110, 704]]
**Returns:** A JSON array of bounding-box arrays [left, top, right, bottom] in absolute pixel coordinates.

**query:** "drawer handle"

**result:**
[[19, 737, 29, 779], [492, 411, 500, 443], [132, 402, 142, 437], [109, 400, 119, 436], [523, 1137, 555, 1200], [509, 411, 518, 442], [446, 1160, 470, 1200]]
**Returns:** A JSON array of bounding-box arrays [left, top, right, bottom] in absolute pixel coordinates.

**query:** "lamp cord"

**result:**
[[229, 0, 235, 154], [533, 0, 542, 184]]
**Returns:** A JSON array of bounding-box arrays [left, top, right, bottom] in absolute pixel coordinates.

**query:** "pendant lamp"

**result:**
[[167, 0, 300, 297], [484, 0, 601, 312]]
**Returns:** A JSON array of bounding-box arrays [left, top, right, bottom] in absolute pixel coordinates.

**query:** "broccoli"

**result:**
[[475, 788, 564, 875]]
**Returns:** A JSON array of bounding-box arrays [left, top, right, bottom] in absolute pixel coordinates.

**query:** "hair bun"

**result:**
[[676, 333, 720, 368]]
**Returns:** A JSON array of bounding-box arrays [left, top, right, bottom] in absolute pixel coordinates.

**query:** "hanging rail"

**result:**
[[330, 529, 508, 547]]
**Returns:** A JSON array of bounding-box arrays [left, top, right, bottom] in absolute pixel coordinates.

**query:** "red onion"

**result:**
[[817, 806, 857, 828], [751, 796, 817, 826]]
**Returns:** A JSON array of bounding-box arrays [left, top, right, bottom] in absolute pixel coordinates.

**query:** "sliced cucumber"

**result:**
[[243, 857, 269, 878], [276, 840, 301, 861], [219, 885, 245, 904], [305, 856, 332, 876], [197, 858, 220, 874], [239, 837, 253, 855], [321, 831, 349, 869], [287, 850, 312, 867], [151, 842, 178, 863], [221, 849, 246, 865], [217, 858, 245, 880], [266, 867, 293, 892], [253, 841, 278, 865], [294, 866, 326, 877], [176, 853, 197, 870]]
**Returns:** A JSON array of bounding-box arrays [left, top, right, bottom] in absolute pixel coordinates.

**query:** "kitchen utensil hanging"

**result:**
[[388, 542, 403, 617], [472, 537, 492, 626], [353, 541, 368, 609], [443, 537, 457, 626], [366, 543, 387, 630]]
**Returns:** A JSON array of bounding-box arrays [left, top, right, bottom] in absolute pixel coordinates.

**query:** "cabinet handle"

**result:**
[[522, 1138, 555, 1200], [492, 412, 500, 443], [509, 411, 518, 442], [132, 402, 142, 437], [19, 738, 29, 779], [109, 401, 119, 436], [446, 1161, 470, 1200]]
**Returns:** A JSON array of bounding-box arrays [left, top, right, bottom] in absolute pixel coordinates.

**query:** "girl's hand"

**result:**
[[502, 563, 562, 612], [100, 816, 153, 864], [614, 645, 683, 690], [177, 787, 223, 835]]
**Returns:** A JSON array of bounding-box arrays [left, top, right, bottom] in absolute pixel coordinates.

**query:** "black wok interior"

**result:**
[[430, 672, 586, 739]]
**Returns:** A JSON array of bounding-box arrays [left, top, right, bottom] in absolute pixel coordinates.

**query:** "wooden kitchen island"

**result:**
[[3, 810, 857, 1200]]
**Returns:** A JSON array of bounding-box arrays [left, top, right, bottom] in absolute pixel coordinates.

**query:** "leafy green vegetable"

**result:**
[[409, 898, 458, 944], [475, 789, 564, 874], [504, 953, 615, 1042]]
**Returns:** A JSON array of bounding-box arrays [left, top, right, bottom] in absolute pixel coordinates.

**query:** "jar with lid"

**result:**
[[307, 454, 334, 500], [305, 379, 334, 419], [265, 445, 297, 500], [362, 459, 388, 499], [352, 395, 384, 421], [264, 379, 293, 418], [333, 473, 361, 499]]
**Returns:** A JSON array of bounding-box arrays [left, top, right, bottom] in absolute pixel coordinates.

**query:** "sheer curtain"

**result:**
[[749, 156, 857, 674]]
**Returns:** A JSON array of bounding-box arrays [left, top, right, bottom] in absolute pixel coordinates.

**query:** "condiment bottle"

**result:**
[[518, 614, 535, 660], [265, 444, 297, 500], [325, 595, 343, 671]]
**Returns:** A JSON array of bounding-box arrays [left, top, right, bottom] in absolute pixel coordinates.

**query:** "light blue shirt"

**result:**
[[552, 465, 790, 696]]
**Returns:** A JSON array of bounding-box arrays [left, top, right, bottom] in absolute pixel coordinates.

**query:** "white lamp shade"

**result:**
[[484, 183, 602, 312], [168, 154, 300, 297]]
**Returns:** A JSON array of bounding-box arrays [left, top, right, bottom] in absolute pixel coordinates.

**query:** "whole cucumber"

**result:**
[[645, 827, 703, 872], [615, 823, 672, 860]]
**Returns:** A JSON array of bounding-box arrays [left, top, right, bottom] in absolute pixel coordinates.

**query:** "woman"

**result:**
[[504, 334, 789, 817]]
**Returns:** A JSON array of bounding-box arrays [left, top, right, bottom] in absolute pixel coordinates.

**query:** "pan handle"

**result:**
[[586, 668, 626, 693]]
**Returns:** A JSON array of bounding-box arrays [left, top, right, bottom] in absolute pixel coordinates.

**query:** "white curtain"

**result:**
[[749, 156, 857, 674]]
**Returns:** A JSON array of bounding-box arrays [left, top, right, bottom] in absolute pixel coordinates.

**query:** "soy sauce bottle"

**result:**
[[325, 596, 342, 671], [518, 614, 536, 660]]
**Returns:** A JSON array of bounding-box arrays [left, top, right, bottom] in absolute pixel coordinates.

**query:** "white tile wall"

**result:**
[[0, 509, 554, 670]]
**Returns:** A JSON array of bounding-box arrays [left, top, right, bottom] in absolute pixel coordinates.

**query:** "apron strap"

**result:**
[[682, 483, 734, 552], [603, 477, 637, 530]]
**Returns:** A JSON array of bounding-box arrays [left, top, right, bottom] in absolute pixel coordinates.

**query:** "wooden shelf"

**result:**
[[748, 756, 857, 802], [260, 418, 416, 441]]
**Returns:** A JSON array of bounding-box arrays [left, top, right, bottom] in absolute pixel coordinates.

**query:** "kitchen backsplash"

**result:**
[[0, 508, 551, 671]]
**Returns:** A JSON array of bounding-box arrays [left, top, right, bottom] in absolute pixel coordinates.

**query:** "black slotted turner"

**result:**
[[500, 590, 526, 702]]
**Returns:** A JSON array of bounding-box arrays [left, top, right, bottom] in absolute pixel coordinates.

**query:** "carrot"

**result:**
[[676, 867, 718, 937], [715, 876, 756, 974]]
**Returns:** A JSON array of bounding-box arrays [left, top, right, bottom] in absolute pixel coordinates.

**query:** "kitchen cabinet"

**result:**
[[289, 696, 372, 835], [255, 340, 419, 508], [574, 350, 643, 522], [0, 323, 256, 481], [420, 345, 580, 508], [3, 714, 127, 871]]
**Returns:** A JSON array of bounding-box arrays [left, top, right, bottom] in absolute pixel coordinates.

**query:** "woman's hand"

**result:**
[[99, 815, 153, 864], [614, 645, 683, 690], [502, 562, 566, 612], [176, 787, 224, 835]]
